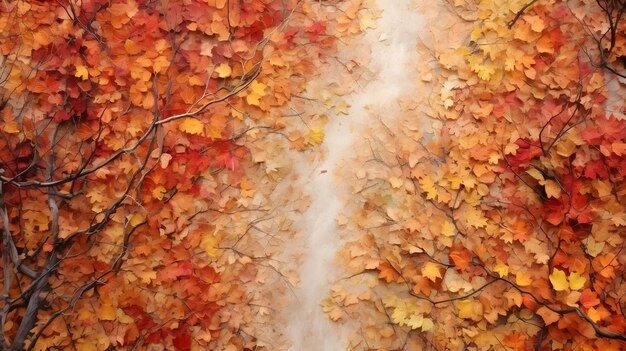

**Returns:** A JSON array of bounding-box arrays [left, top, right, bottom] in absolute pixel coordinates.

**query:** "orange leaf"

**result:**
[[449, 245, 471, 270], [378, 262, 399, 283], [536, 306, 560, 325], [580, 289, 600, 308]]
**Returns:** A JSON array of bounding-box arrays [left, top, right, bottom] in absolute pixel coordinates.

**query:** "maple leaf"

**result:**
[[456, 300, 483, 321], [307, 128, 325, 145], [549, 268, 568, 291], [215, 63, 232, 78], [179, 118, 205, 135], [378, 262, 399, 283], [419, 176, 437, 200], [246, 80, 267, 106], [580, 289, 600, 308], [536, 306, 560, 325], [152, 185, 167, 200], [493, 261, 509, 277], [568, 271, 586, 291], [75, 65, 89, 80], [449, 245, 472, 271], [422, 262, 443, 282]]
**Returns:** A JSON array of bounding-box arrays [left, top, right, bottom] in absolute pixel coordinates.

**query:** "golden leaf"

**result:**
[[422, 262, 442, 282], [179, 118, 205, 135], [215, 63, 232, 78], [568, 271, 586, 291], [549, 268, 568, 291], [75, 65, 89, 80]]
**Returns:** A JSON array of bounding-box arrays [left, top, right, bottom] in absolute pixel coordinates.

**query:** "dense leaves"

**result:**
[[0, 0, 370, 349], [327, 0, 626, 350]]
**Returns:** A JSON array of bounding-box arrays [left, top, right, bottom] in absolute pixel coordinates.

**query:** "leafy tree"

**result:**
[[0, 0, 366, 349], [326, 0, 626, 350]]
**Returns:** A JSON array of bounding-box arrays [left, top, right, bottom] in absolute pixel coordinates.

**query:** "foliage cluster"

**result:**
[[0, 0, 375, 349], [327, 1, 626, 350]]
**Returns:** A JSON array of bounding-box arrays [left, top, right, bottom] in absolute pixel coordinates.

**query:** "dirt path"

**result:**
[[283, 1, 426, 349]]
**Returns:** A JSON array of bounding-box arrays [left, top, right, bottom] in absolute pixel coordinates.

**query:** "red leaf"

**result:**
[[506, 139, 543, 172], [580, 289, 600, 308], [449, 245, 472, 271], [172, 326, 191, 351]]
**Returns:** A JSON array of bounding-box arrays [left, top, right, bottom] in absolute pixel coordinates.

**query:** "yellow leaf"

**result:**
[[421, 262, 442, 282], [152, 185, 167, 200], [465, 207, 487, 228], [179, 118, 205, 135], [421, 318, 434, 332], [587, 307, 601, 322], [493, 261, 509, 277], [246, 80, 267, 107], [405, 313, 424, 330], [188, 75, 205, 86], [526, 167, 544, 181], [307, 128, 324, 145], [130, 213, 144, 227], [549, 268, 568, 291], [543, 179, 561, 199], [456, 300, 483, 321], [389, 177, 403, 189], [116, 308, 134, 324], [3, 121, 19, 134], [504, 142, 519, 155], [246, 92, 262, 106], [582, 236, 604, 257], [440, 220, 455, 237], [75, 65, 89, 80], [568, 271, 586, 291], [231, 108, 244, 120], [328, 307, 343, 321], [358, 12, 377, 30], [201, 235, 219, 257], [215, 63, 232, 78], [419, 176, 437, 200], [515, 272, 532, 287], [137, 270, 156, 284]]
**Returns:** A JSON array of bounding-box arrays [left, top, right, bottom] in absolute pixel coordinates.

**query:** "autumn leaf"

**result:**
[[215, 63, 232, 78], [179, 118, 205, 135], [246, 80, 267, 106], [493, 261, 509, 277], [549, 268, 568, 291], [568, 271, 586, 291], [75, 65, 89, 80], [515, 272, 532, 287], [456, 300, 483, 321], [422, 262, 443, 282], [307, 128, 325, 145], [580, 289, 600, 308], [152, 185, 167, 200], [536, 306, 560, 325]]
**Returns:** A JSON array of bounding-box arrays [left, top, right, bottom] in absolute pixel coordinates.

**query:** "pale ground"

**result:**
[[282, 1, 426, 350]]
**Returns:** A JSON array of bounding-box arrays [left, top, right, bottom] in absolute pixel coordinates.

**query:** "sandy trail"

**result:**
[[283, 1, 426, 350]]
